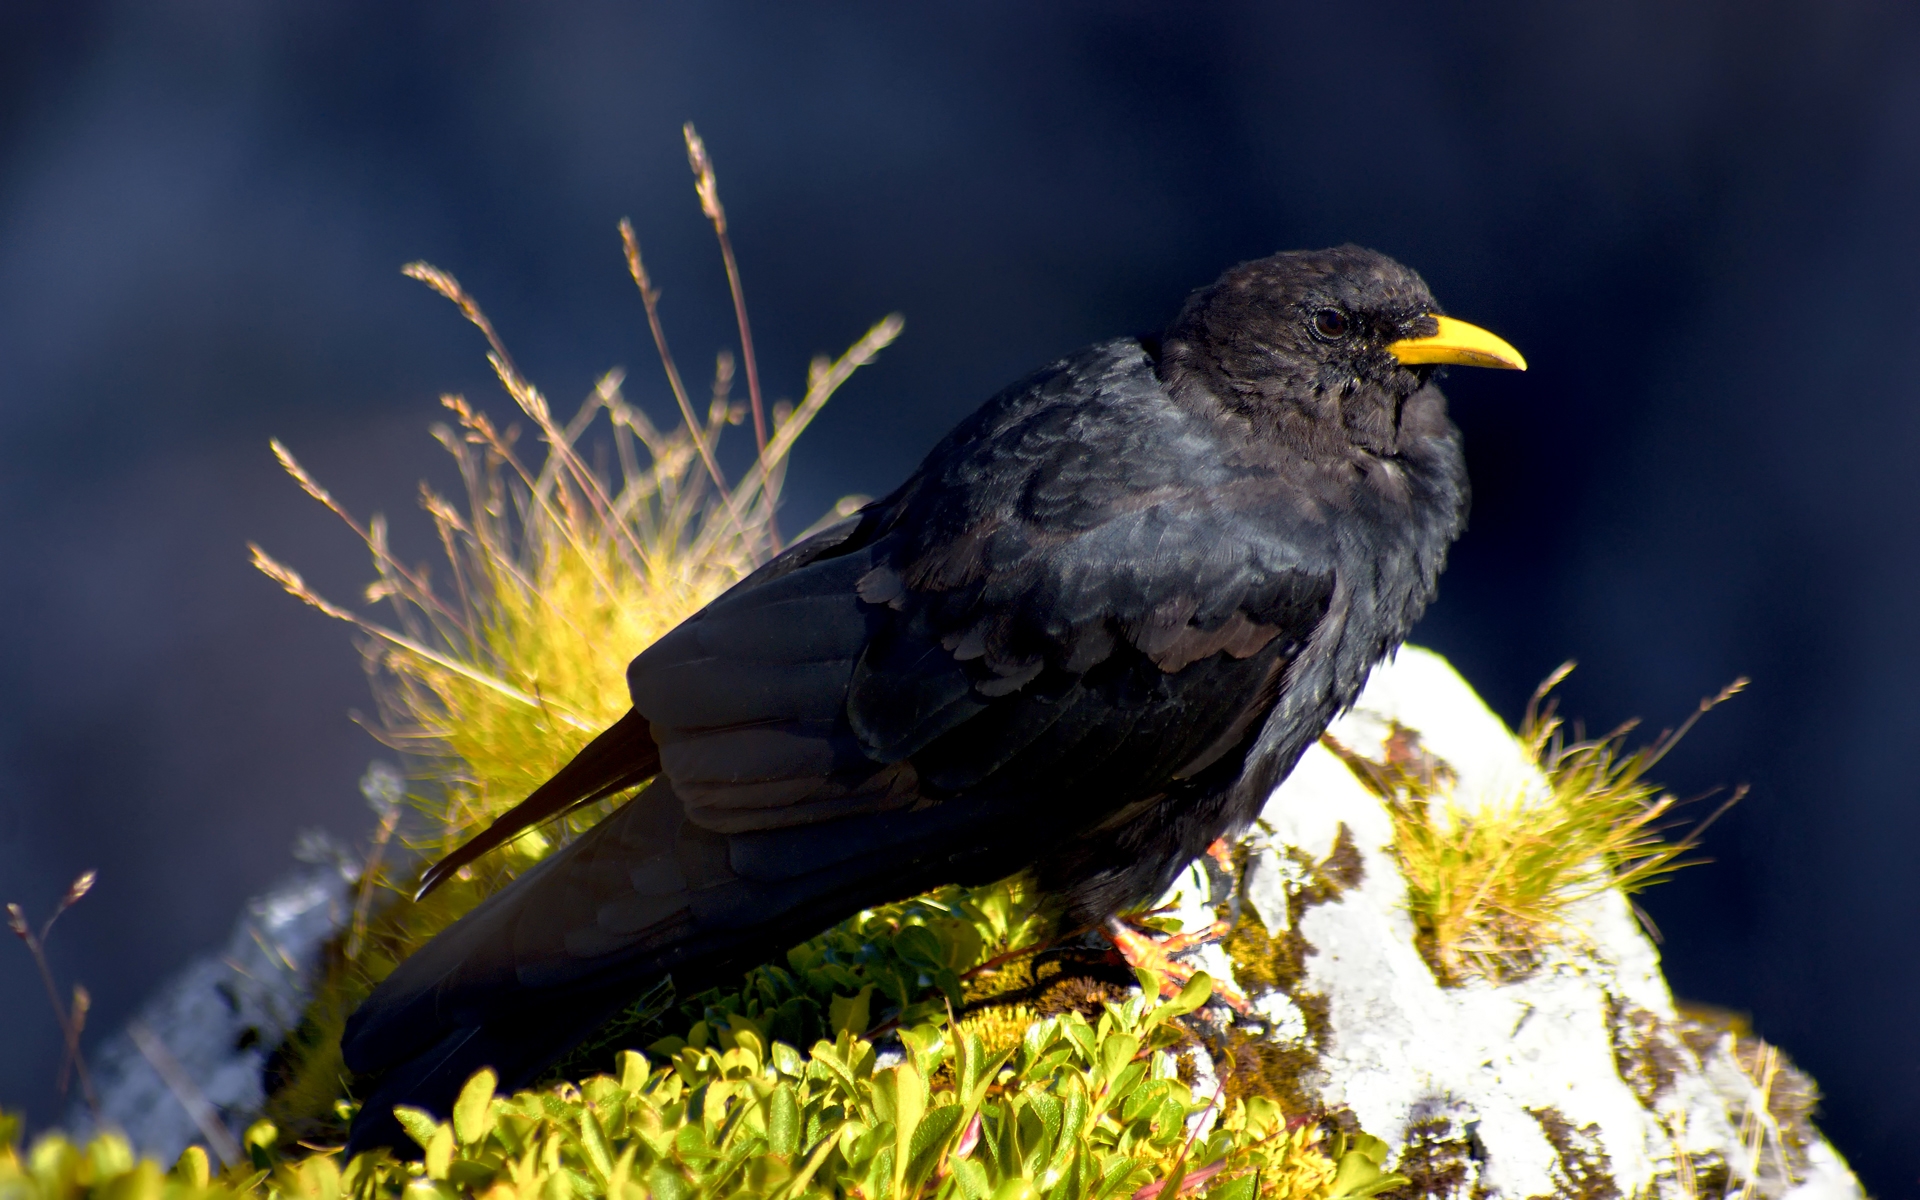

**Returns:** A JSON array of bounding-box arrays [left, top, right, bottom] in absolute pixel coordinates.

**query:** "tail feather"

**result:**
[[414, 708, 659, 899], [341, 771, 1045, 1156]]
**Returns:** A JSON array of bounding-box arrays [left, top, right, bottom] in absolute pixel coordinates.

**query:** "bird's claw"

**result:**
[[1105, 917, 1251, 1014], [1205, 836, 1236, 874]]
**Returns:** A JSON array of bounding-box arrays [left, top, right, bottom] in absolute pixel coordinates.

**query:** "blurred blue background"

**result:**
[[2, 2, 1915, 1190]]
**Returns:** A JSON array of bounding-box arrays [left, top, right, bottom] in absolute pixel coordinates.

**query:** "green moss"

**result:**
[[1601, 996, 1682, 1110], [1216, 825, 1361, 1117], [1374, 1112, 1482, 1200], [1525, 1108, 1619, 1200], [1326, 666, 1742, 989]]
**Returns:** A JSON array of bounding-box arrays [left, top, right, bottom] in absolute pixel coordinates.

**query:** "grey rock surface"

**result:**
[[68, 853, 352, 1162], [1153, 646, 1861, 1199]]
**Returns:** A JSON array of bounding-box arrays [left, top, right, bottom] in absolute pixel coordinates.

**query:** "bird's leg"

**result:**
[[1205, 836, 1236, 874], [1103, 916, 1250, 1014]]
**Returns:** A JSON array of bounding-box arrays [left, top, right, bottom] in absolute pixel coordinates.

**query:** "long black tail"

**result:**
[[413, 708, 658, 899], [341, 765, 1031, 1157]]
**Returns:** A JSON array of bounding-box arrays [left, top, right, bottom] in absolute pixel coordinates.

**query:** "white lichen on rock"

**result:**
[[1176, 645, 1862, 1199]]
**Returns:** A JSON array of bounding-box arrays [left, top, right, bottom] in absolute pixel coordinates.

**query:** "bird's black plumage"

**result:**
[[342, 245, 1494, 1152]]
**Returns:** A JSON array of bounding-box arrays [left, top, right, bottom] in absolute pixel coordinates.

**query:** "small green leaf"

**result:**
[[578, 1106, 615, 1182], [767, 1085, 800, 1158], [391, 1107, 441, 1153], [880, 1063, 928, 1194], [893, 924, 945, 969], [953, 1156, 993, 1200], [452, 1067, 498, 1145], [770, 1039, 806, 1078], [291, 1154, 342, 1200], [992, 1177, 1039, 1200], [171, 1144, 210, 1188], [829, 986, 875, 1037], [617, 1049, 649, 1093], [1147, 973, 1213, 1027], [1121, 1079, 1170, 1126], [423, 1122, 454, 1180], [1099, 1034, 1141, 1089], [1206, 1173, 1257, 1200], [1328, 1146, 1410, 1200], [906, 1104, 965, 1187], [648, 1162, 694, 1200]]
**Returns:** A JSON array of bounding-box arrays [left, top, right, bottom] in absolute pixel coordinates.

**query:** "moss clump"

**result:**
[[1217, 826, 1360, 1116], [1527, 1108, 1619, 1200], [1602, 996, 1685, 1110], [1372, 1109, 1481, 1200], [1325, 663, 1743, 987]]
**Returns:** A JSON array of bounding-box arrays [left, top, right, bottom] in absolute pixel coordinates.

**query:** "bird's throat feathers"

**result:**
[[1157, 245, 1455, 461]]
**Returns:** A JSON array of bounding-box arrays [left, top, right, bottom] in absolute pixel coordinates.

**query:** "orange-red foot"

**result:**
[[1105, 917, 1251, 1014], [1205, 837, 1236, 874]]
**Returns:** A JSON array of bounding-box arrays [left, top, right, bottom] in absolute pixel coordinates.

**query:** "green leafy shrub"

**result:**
[[0, 1110, 239, 1200], [3, 975, 1405, 1200]]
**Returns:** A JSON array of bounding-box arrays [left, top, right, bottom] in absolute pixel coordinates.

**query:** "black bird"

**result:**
[[341, 245, 1523, 1150]]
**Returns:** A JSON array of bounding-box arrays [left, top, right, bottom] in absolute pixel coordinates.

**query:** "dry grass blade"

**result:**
[[7, 875, 101, 1116], [684, 122, 769, 467], [1365, 668, 1747, 985], [129, 1019, 244, 1167], [618, 218, 734, 508]]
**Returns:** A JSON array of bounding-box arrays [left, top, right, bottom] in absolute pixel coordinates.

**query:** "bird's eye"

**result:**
[[1311, 308, 1349, 340]]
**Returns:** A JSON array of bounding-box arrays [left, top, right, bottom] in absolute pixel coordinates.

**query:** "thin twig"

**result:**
[[7, 871, 101, 1117], [403, 262, 524, 391], [618, 219, 740, 516], [684, 124, 769, 465], [128, 1021, 244, 1168], [684, 124, 775, 551], [270, 440, 475, 641], [697, 313, 902, 561], [57, 984, 89, 1096]]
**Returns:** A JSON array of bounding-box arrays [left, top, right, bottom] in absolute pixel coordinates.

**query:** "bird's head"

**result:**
[[1158, 244, 1523, 454]]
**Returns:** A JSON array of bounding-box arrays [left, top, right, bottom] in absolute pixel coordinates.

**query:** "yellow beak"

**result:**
[[1387, 314, 1527, 371]]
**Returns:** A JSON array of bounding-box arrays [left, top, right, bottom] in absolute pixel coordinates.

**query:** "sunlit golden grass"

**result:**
[[254, 293, 899, 879], [254, 138, 899, 879], [1352, 666, 1746, 985], [248, 125, 900, 1133]]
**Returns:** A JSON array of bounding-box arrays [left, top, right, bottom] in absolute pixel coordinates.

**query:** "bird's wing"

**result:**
[[634, 338, 1339, 834], [409, 516, 874, 898]]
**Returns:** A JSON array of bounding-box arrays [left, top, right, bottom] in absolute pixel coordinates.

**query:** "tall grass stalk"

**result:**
[[1373, 667, 1746, 985]]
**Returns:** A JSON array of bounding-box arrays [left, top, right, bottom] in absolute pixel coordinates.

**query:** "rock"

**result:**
[[67, 853, 353, 1162], [1153, 645, 1862, 1199]]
